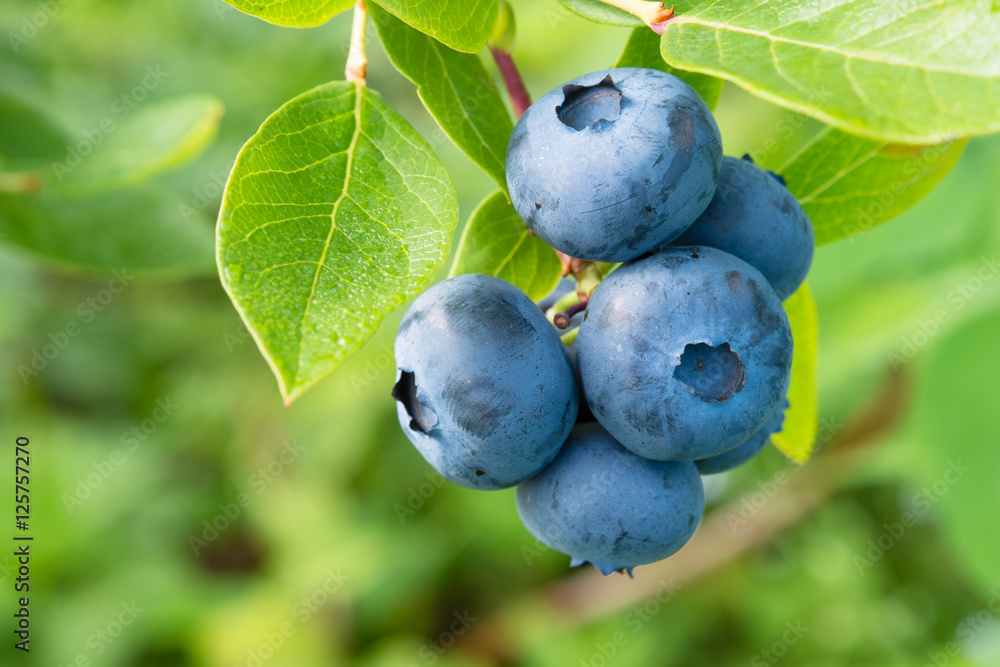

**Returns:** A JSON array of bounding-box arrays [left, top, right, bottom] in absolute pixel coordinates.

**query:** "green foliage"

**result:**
[[771, 283, 818, 463], [217, 81, 457, 403], [556, 0, 643, 27], [660, 0, 1000, 143], [54, 95, 224, 195], [775, 127, 967, 245], [369, 4, 513, 189], [0, 91, 68, 170], [913, 312, 1000, 594], [221, 0, 354, 27], [449, 190, 562, 301], [614, 27, 723, 110], [0, 186, 215, 275], [369, 0, 499, 52]]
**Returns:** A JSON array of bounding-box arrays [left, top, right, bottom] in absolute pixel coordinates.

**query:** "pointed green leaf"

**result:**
[[221, 0, 354, 27], [774, 127, 966, 245], [771, 283, 818, 463], [615, 27, 723, 110], [449, 190, 561, 301], [661, 1, 1000, 143], [217, 81, 458, 403], [0, 186, 215, 276], [370, 4, 512, 189], [370, 0, 498, 53], [556, 0, 643, 26], [51, 95, 224, 196]]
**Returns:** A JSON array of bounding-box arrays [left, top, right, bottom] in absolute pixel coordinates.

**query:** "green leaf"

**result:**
[[913, 311, 1000, 594], [217, 81, 458, 403], [369, 0, 498, 53], [221, 0, 354, 27], [369, 4, 512, 189], [53, 95, 225, 195], [0, 91, 69, 171], [775, 127, 966, 245], [449, 190, 561, 301], [771, 283, 818, 463], [556, 0, 643, 27], [0, 186, 215, 276], [615, 27, 723, 110], [660, 1, 1000, 143]]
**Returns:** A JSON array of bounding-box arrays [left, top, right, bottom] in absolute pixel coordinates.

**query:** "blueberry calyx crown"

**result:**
[[556, 74, 622, 131]]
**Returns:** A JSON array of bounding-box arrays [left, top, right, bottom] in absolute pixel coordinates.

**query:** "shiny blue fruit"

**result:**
[[392, 274, 578, 490], [516, 423, 704, 575], [506, 68, 722, 262], [577, 246, 793, 461], [673, 155, 814, 300]]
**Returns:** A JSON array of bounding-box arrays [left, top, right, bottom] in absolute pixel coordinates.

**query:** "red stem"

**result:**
[[490, 45, 531, 118]]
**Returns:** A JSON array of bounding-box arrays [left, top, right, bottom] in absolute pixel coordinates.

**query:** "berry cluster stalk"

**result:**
[[345, 1, 368, 85]]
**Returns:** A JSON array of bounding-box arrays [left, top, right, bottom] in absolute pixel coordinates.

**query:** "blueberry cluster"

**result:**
[[392, 68, 814, 575]]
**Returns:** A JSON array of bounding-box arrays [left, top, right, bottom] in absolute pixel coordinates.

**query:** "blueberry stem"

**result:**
[[489, 45, 531, 118], [559, 327, 579, 346], [345, 1, 368, 85], [596, 0, 674, 33], [554, 299, 588, 329]]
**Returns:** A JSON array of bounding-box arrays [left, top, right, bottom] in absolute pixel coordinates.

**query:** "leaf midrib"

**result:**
[[295, 84, 364, 388]]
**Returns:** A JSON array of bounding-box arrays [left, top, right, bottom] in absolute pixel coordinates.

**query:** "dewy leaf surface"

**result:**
[[449, 190, 561, 301], [775, 127, 966, 245], [217, 81, 457, 403], [615, 27, 724, 110], [370, 4, 512, 189], [661, 0, 1000, 143], [221, 0, 354, 27], [369, 0, 498, 53], [771, 283, 818, 463]]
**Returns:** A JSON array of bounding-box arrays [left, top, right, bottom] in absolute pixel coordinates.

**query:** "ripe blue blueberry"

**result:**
[[392, 274, 578, 490], [506, 67, 723, 262], [576, 246, 793, 461], [673, 155, 815, 300], [695, 400, 787, 474], [516, 423, 704, 575]]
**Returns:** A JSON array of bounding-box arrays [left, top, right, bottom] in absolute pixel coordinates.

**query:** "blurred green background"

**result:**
[[2, 1, 1000, 666]]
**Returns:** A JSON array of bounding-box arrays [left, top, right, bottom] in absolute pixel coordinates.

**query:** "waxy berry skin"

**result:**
[[516, 423, 704, 575], [577, 246, 793, 461], [392, 274, 578, 490], [506, 67, 722, 262]]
